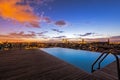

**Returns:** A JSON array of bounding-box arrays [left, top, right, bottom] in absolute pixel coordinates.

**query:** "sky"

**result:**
[[0, 0, 120, 42]]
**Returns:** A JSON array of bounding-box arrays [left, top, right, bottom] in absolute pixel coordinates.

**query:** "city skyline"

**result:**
[[0, 0, 120, 42]]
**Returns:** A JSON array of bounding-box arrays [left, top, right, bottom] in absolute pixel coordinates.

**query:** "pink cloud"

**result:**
[[0, 31, 36, 39], [43, 17, 51, 23]]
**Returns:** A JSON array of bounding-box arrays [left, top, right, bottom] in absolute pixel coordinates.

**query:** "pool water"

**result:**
[[41, 47, 117, 73]]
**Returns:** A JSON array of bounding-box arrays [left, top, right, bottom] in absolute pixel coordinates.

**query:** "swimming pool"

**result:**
[[41, 47, 116, 73]]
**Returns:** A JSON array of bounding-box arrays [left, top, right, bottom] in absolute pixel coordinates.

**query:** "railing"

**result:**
[[91, 50, 120, 80]]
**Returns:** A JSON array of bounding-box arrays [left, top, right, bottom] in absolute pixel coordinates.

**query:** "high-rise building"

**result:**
[[108, 38, 110, 44], [82, 39, 85, 44]]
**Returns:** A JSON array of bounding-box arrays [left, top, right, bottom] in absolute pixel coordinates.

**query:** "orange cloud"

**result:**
[[0, 0, 40, 28]]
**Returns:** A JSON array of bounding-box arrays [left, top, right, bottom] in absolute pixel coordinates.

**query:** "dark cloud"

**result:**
[[79, 33, 95, 37], [37, 31, 48, 36], [83, 35, 120, 42], [9, 31, 36, 38], [55, 20, 66, 26], [53, 36, 66, 38], [110, 36, 120, 39], [52, 29, 64, 33], [109, 36, 120, 42], [21, 0, 53, 6], [28, 31, 36, 34], [19, 0, 46, 5], [29, 22, 40, 28]]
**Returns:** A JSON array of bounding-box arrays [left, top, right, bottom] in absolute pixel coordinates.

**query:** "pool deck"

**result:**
[[0, 49, 119, 80], [92, 59, 120, 80]]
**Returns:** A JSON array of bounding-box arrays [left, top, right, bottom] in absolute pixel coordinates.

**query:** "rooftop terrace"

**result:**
[[0, 49, 120, 80]]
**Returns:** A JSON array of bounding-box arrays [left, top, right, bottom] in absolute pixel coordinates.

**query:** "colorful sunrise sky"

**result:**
[[0, 0, 120, 42]]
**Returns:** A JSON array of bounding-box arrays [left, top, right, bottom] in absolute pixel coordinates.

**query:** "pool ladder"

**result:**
[[91, 51, 120, 80]]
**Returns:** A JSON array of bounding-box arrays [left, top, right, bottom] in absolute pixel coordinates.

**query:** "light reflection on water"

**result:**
[[41, 47, 118, 73]]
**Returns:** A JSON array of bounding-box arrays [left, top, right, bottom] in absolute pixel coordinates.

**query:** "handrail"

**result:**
[[91, 53, 104, 72], [98, 53, 109, 69], [91, 51, 120, 80]]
